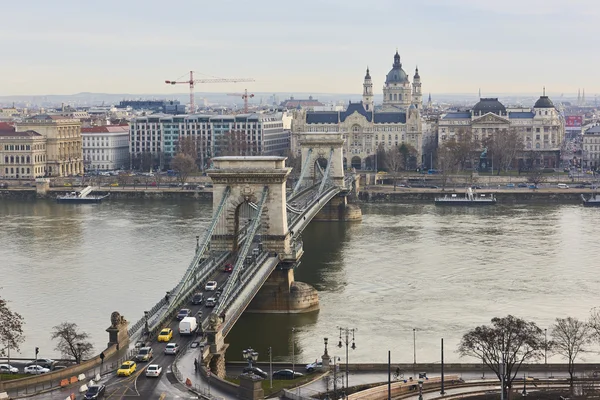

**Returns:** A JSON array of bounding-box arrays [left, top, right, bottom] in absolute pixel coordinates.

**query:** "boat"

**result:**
[[435, 187, 497, 206], [56, 186, 109, 204], [581, 193, 600, 207]]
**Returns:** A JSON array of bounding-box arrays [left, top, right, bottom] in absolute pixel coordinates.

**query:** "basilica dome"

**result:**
[[385, 51, 409, 84]]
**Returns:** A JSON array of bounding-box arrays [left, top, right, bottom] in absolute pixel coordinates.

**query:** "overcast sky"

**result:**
[[2, 0, 598, 97]]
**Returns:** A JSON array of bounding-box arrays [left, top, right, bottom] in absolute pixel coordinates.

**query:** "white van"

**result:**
[[557, 183, 569, 189], [178, 316, 198, 335]]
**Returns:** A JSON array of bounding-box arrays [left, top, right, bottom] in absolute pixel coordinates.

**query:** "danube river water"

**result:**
[[1, 198, 599, 364]]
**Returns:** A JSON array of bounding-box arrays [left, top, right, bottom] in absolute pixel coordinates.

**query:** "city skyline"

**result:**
[[2, 0, 599, 96]]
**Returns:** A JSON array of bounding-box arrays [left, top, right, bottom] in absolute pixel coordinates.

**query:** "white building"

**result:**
[[81, 125, 130, 171], [583, 124, 600, 169]]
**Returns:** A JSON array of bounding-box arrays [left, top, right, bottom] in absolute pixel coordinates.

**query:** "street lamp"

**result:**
[[242, 348, 259, 370], [413, 328, 417, 375], [418, 379, 424, 400], [337, 327, 356, 390], [76, 343, 83, 364], [291, 327, 296, 373], [544, 328, 548, 366], [324, 337, 329, 356], [332, 356, 341, 400], [144, 311, 150, 336]]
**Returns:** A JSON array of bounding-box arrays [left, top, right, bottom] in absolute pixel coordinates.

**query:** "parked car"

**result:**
[[243, 366, 268, 378], [24, 365, 50, 375], [146, 364, 162, 378], [26, 358, 55, 370], [205, 281, 217, 291], [528, 184, 537, 189], [0, 364, 19, 374], [83, 384, 106, 399], [117, 361, 137, 377], [158, 328, 173, 342], [135, 347, 153, 362], [191, 292, 204, 305], [305, 361, 323, 372], [273, 369, 303, 379], [177, 308, 191, 320], [517, 183, 528, 188], [506, 183, 515, 188], [164, 343, 179, 355], [206, 297, 216, 307], [223, 263, 233, 273]]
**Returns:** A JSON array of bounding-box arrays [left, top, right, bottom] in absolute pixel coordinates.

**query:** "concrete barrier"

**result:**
[[348, 375, 461, 400], [2, 344, 119, 391], [60, 379, 70, 387], [69, 376, 78, 384], [0, 392, 9, 400], [78, 373, 86, 381]]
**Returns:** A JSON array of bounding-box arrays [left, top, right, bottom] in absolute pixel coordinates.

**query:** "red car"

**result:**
[[224, 263, 233, 273]]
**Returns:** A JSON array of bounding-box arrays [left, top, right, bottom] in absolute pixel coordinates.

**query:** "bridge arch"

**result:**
[[351, 156, 361, 170], [296, 133, 345, 189]]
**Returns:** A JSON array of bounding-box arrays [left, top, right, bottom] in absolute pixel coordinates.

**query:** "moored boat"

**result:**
[[581, 193, 600, 207], [435, 187, 497, 206], [56, 186, 109, 204]]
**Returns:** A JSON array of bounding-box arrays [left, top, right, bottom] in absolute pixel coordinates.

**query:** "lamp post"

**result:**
[[144, 311, 150, 336], [522, 372, 528, 397], [291, 327, 295, 373], [413, 328, 417, 375], [332, 356, 341, 400], [418, 379, 424, 400], [544, 328, 548, 366], [77, 343, 83, 364], [242, 348, 259, 371], [337, 327, 356, 390]]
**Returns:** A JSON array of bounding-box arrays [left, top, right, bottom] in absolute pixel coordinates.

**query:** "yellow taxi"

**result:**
[[110, 183, 119, 187], [158, 328, 173, 342], [117, 361, 137, 377]]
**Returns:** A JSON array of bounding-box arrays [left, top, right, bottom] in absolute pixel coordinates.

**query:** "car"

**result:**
[[517, 183, 528, 188], [272, 369, 303, 379], [0, 364, 19, 374], [305, 361, 323, 372], [83, 384, 106, 399], [205, 281, 217, 291], [506, 183, 515, 188], [158, 328, 173, 342], [471, 186, 482, 190], [191, 292, 204, 305], [224, 263, 233, 273], [24, 365, 50, 375], [528, 184, 537, 189], [164, 343, 179, 355], [145, 364, 162, 378], [135, 347, 153, 362], [206, 297, 216, 307], [26, 358, 55, 370], [243, 366, 268, 378], [117, 361, 137, 377], [575, 184, 586, 188], [177, 308, 191, 320]]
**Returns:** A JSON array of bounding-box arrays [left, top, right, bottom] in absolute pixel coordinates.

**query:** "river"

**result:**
[[0, 199, 598, 365]]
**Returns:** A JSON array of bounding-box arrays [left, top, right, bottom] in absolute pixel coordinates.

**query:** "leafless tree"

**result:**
[[285, 150, 302, 174], [218, 130, 250, 156], [384, 146, 404, 190], [177, 136, 198, 160], [485, 128, 524, 175], [171, 153, 197, 185], [437, 140, 460, 190], [51, 322, 94, 364], [0, 294, 25, 361], [550, 317, 592, 392], [458, 315, 544, 400]]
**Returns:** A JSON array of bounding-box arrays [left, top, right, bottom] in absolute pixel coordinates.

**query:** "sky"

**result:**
[[2, 0, 599, 97]]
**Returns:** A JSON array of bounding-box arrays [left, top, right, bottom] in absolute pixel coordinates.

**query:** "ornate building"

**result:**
[[0, 124, 47, 179], [382, 50, 422, 111], [437, 94, 565, 168]]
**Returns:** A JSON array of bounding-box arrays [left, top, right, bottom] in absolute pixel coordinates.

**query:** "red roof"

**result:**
[[0, 122, 15, 132], [81, 125, 129, 134], [0, 130, 42, 138]]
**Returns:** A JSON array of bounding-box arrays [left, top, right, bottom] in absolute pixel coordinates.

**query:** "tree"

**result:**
[[398, 143, 418, 171], [550, 317, 591, 391], [437, 141, 460, 190], [177, 136, 198, 160], [384, 146, 404, 190], [171, 153, 197, 185], [458, 315, 544, 400], [50, 322, 94, 364], [218, 130, 250, 156], [285, 150, 302, 174], [485, 128, 524, 175], [0, 295, 25, 362]]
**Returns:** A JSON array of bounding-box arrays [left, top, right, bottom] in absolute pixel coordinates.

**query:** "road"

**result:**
[[24, 264, 233, 400]]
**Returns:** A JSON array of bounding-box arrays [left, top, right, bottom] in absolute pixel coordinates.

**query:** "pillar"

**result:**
[[238, 373, 265, 400]]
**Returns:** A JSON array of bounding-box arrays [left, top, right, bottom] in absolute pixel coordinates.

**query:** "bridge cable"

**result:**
[[214, 186, 269, 315], [291, 148, 313, 198], [317, 148, 335, 196]]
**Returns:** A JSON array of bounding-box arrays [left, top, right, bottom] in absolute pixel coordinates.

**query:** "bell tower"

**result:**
[[362, 67, 374, 112], [412, 66, 422, 110]]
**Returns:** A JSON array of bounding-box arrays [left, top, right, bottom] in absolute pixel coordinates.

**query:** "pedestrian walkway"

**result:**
[[175, 347, 237, 400]]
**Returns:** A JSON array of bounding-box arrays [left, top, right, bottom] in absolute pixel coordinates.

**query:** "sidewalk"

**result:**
[[175, 348, 237, 400]]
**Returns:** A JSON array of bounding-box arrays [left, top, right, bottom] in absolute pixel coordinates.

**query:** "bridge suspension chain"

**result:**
[[291, 148, 313, 198], [317, 148, 335, 196], [168, 186, 231, 307], [214, 186, 269, 315]]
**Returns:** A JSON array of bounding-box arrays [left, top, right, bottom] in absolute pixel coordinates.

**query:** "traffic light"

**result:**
[[267, 347, 271, 357], [35, 347, 39, 357]]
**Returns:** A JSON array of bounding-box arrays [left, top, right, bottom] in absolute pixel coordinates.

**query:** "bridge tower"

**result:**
[[296, 132, 346, 188], [208, 156, 292, 256]]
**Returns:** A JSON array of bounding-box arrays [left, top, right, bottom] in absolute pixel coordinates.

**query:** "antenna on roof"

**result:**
[[543, 86, 546, 96]]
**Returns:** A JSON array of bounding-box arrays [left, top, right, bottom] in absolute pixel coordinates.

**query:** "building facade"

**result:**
[[382, 50, 422, 111], [583, 125, 600, 169], [17, 115, 84, 176], [437, 95, 565, 168], [129, 112, 289, 169], [81, 125, 130, 171], [0, 128, 47, 179]]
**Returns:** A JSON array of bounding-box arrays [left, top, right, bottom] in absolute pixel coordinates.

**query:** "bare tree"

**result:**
[[398, 143, 418, 171], [485, 128, 524, 175], [550, 317, 591, 392], [218, 130, 250, 156], [177, 136, 198, 160], [437, 140, 460, 190], [171, 153, 197, 185], [384, 146, 404, 190], [51, 322, 94, 364], [527, 168, 546, 188], [285, 150, 302, 173], [458, 315, 544, 400], [0, 294, 25, 363]]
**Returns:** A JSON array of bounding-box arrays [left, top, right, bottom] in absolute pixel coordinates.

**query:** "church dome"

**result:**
[[534, 96, 554, 108], [385, 50, 409, 84], [472, 98, 506, 116]]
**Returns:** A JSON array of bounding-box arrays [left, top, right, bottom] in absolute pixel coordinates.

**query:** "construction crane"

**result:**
[[227, 89, 255, 113], [165, 71, 254, 113]]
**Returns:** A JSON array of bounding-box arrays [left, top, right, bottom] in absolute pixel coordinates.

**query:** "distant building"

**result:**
[[118, 100, 186, 114], [280, 96, 324, 109], [583, 124, 600, 169], [129, 112, 289, 169], [437, 94, 565, 168], [0, 123, 47, 179], [381, 50, 422, 112], [17, 115, 83, 176], [81, 125, 130, 171]]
